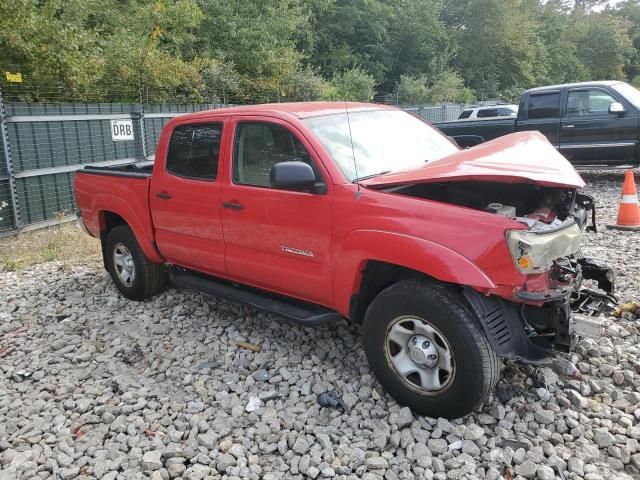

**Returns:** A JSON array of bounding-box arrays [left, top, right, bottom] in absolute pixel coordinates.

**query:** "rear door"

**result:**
[[560, 87, 638, 165], [517, 91, 561, 146], [150, 120, 228, 275], [220, 116, 333, 306]]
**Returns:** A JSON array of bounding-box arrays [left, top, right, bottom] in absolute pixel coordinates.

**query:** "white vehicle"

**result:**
[[458, 104, 518, 119]]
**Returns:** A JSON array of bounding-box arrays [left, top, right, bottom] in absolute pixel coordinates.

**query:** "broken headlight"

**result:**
[[506, 223, 582, 274]]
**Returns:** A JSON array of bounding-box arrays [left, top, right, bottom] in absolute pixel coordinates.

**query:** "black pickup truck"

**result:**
[[436, 81, 640, 167]]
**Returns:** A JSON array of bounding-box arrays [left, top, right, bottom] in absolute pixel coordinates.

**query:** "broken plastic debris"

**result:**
[[12, 370, 32, 382], [448, 440, 463, 451], [536, 387, 552, 402], [235, 341, 261, 353], [496, 382, 527, 403], [317, 391, 351, 414], [245, 396, 262, 413]]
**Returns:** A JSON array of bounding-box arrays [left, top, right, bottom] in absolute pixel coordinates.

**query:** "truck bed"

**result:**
[[435, 118, 516, 148], [75, 161, 156, 249], [80, 160, 154, 178]]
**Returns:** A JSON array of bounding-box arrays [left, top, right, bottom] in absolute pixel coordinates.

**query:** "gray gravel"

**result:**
[[2, 170, 640, 480]]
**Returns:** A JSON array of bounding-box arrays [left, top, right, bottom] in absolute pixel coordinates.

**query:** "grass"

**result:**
[[0, 219, 102, 272]]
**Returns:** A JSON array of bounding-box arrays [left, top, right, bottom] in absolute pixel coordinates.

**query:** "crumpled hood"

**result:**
[[362, 131, 586, 189]]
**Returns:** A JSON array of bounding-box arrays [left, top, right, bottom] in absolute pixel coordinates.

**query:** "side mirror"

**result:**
[[270, 161, 317, 190], [609, 102, 626, 115]]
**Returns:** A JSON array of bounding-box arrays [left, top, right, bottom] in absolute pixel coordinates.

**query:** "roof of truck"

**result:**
[[175, 101, 397, 121], [525, 80, 624, 94]]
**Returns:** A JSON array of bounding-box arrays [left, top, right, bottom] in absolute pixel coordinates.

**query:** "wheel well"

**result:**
[[350, 260, 441, 323], [101, 211, 126, 238], [99, 211, 127, 268]]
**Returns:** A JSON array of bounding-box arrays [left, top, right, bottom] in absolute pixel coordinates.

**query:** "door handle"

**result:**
[[155, 191, 172, 200], [222, 201, 244, 210], [563, 124, 575, 129]]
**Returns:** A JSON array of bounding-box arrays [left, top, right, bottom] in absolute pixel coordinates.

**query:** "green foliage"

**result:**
[[450, 0, 549, 99], [397, 75, 432, 105], [1, 0, 640, 104], [573, 14, 635, 80], [324, 68, 376, 102], [282, 67, 329, 102], [397, 72, 475, 105]]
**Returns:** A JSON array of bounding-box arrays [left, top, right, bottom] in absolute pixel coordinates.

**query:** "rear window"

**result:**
[[527, 92, 560, 119], [166, 124, 222, 180], [458, 110, 472, 119]]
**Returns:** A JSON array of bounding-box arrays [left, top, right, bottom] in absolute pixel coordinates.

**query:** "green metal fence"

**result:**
[[0, 88, 226, 235]]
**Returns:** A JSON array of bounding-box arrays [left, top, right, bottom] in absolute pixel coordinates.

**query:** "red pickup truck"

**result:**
[[75, 102, 613, 418]]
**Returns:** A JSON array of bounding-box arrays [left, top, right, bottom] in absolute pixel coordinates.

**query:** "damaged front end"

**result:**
[[388, 180, 617, 364], [468, 187, 617, 364]]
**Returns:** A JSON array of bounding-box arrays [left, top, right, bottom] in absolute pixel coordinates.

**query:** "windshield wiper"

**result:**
[[352, 170, 391, 183]]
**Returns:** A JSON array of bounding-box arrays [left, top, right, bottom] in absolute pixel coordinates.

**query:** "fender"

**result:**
[[91, 193, 164, 263], [334, 229, 495, 317]]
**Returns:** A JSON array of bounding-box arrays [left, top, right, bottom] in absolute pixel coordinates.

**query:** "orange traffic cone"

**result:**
[[607, 169, 640, 231]]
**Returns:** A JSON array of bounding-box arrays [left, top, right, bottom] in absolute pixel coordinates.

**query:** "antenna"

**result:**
[[344, 102, 360, 192]]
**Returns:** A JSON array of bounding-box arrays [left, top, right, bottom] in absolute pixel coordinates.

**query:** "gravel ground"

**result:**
[[2, 170, 640, 480]]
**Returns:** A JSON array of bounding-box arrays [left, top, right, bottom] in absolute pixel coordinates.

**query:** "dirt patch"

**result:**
[[0, 221, 101, 272]]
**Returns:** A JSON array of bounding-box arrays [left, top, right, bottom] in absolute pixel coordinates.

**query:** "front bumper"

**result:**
[[465, 257, 616, 364]]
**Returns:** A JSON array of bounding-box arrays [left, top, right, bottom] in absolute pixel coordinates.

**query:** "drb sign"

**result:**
[[111, 119, 135, 141]]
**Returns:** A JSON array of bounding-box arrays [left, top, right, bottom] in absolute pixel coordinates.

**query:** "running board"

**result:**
[[169, 268, 342, 326], [575, 164, 638, 170]]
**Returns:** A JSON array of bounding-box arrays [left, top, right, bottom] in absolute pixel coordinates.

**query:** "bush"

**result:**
[[396, 71, 476, 105], [281, 67, 329, 101], [397, 75, 431, 104], [324, 67, 376, 102]]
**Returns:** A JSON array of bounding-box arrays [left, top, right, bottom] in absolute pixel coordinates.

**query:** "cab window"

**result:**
[[567, 89, 617, 117], [233, 122, 317, 188], [527, 92, 560, 119], [166, 124, 222, 180]]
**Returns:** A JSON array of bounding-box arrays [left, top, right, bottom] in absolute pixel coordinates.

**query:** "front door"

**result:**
[[220, 117, 333, 306], [560, 87, 638, 165], [150, 121, 227, 275]]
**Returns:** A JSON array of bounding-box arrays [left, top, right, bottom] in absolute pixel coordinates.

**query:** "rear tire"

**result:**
[[105, 225, 164, 300], [362, 280, 500, 418]]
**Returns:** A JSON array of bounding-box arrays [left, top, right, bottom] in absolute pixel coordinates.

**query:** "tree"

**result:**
[[612, 1, 640, 80], [446, 0, 549, 99], [195, 0, 309, 101], [306, 0, 394, 83], [573, 13, 635, 80], [536, 0, 589, 85], [2, 0, 640, 105], [383, 0, 453, 91]]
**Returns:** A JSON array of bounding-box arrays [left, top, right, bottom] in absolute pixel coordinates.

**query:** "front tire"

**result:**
[[105, 225, 164, 300], [362, 280, 500, 418]]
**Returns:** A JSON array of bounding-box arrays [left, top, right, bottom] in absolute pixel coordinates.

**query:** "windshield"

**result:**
[[612, 82, 640, 110], [304, 109, 458, 182]]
